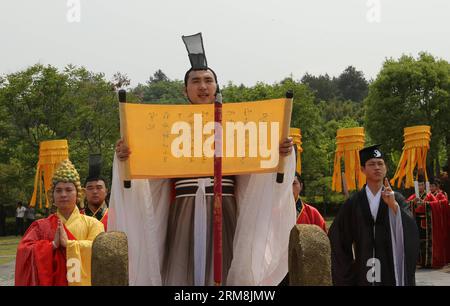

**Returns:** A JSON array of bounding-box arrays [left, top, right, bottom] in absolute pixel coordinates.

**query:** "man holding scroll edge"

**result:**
[[111, 33, 296, 285]]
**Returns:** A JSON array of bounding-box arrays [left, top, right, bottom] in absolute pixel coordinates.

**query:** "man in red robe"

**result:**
[[15, 159, 104, 286], [278, 172, 328, 285], [440, 171, 450, 264], [430, 177, 449, 264], [293, 173, 327, 232], [406, 177, 444, 268]]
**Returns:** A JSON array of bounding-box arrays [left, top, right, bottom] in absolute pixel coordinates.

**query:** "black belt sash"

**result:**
[[174, 177, 235, 198]]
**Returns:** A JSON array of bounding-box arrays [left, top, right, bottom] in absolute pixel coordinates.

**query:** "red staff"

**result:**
[[182, 32, 223, 285], [213, 91, 223, 285]]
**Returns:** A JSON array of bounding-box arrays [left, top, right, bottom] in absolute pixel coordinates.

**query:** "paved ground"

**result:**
[[415, 265, 450, 286], [1, 258, 450, 286], [0, 259, 15, 286]]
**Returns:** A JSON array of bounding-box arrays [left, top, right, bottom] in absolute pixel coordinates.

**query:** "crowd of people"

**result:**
[[11, 33, 450, 286]]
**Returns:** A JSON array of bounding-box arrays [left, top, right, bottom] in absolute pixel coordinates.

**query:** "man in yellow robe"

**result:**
[[15, 159, 104, 286]]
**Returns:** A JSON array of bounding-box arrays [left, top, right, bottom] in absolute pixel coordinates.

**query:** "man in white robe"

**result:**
[[109, 35, 296, 285]]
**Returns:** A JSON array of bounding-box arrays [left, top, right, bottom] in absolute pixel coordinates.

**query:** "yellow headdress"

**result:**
[[289, 127, 303, 175], [390, 125, 431, 189], [332, 127, 366, 192], [29, 140, 69, 208], [48, 159, 83, 207]]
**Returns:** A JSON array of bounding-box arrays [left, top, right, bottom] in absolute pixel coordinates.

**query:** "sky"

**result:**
[[1, 0, 449, 87]]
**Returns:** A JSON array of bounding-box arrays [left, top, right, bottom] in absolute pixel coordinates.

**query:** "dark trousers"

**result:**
[[16, 217, 24, 236], [0, 218, 5, 236]]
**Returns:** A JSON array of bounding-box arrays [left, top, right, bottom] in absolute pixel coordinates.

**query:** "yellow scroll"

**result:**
[[120, 98, 291, 178], [390, 125, 431, 189], [29, 140, 69, 208], [331, 127, 366, 192], [289, 127, 303, 175]]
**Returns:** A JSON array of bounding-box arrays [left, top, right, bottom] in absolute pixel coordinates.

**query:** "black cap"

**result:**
[[359, 144, 384, 166], [182, 32, 208, 70], [85, 154, 106, 186]]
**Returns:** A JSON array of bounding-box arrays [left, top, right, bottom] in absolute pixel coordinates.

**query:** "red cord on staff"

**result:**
[[213, 92, 223, 286]]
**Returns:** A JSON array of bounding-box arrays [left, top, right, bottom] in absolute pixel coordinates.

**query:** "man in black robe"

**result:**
[[328, 144, 419, 286]]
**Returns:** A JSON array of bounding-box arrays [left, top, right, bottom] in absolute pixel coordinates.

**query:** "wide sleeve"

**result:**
[[437, 193, 448, 205], [395, 192, 419, 285], [107, 153, 171, 285], [328, 199, 356, 286], [65, 219, 104, 286], [314, 209, 327, 233], [388, 197, 405, 286], [227, 152, 296, 285], [15, 221, 67, 286]]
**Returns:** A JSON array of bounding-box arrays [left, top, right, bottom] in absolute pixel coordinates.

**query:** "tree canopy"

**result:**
[[1, 54, 449, 214], [365, 52, 450, 176]]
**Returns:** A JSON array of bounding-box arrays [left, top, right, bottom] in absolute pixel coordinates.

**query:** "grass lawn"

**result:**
[[0, 236, 21, 265], [0, 235, 21, 243]]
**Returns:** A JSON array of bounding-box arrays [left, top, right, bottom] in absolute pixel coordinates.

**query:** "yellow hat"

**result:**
[[48, 159, 83, 207]]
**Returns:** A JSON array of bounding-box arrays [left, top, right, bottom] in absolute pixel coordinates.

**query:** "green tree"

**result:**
[[62, 65, 121, 180], [301, 73, 338, 102], [320, 99, 365, 124], [0, 64, 73, 173], [223, 79, 329, 201], [365, 53, 450, 177], [112, 72, 131, 90], [132, 70, 186, 104], [148, 69, 169, 83], [336, 66, 369, 102], [0, 64, 124, 206]]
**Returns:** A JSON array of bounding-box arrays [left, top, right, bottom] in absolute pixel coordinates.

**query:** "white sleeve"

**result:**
[[227, 152, 296, 285], [389, 204, 405, 286], [108, 154, 171, 285]]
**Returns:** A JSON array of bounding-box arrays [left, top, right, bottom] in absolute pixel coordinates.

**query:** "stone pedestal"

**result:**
[[289, 224, 332, 286], [91, 231, 128, 286]]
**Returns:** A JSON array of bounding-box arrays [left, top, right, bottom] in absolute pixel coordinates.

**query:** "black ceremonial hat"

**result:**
[[182, 32, 208, 70], [359, 144, 384, 166], [85, 154, 103, 185]]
